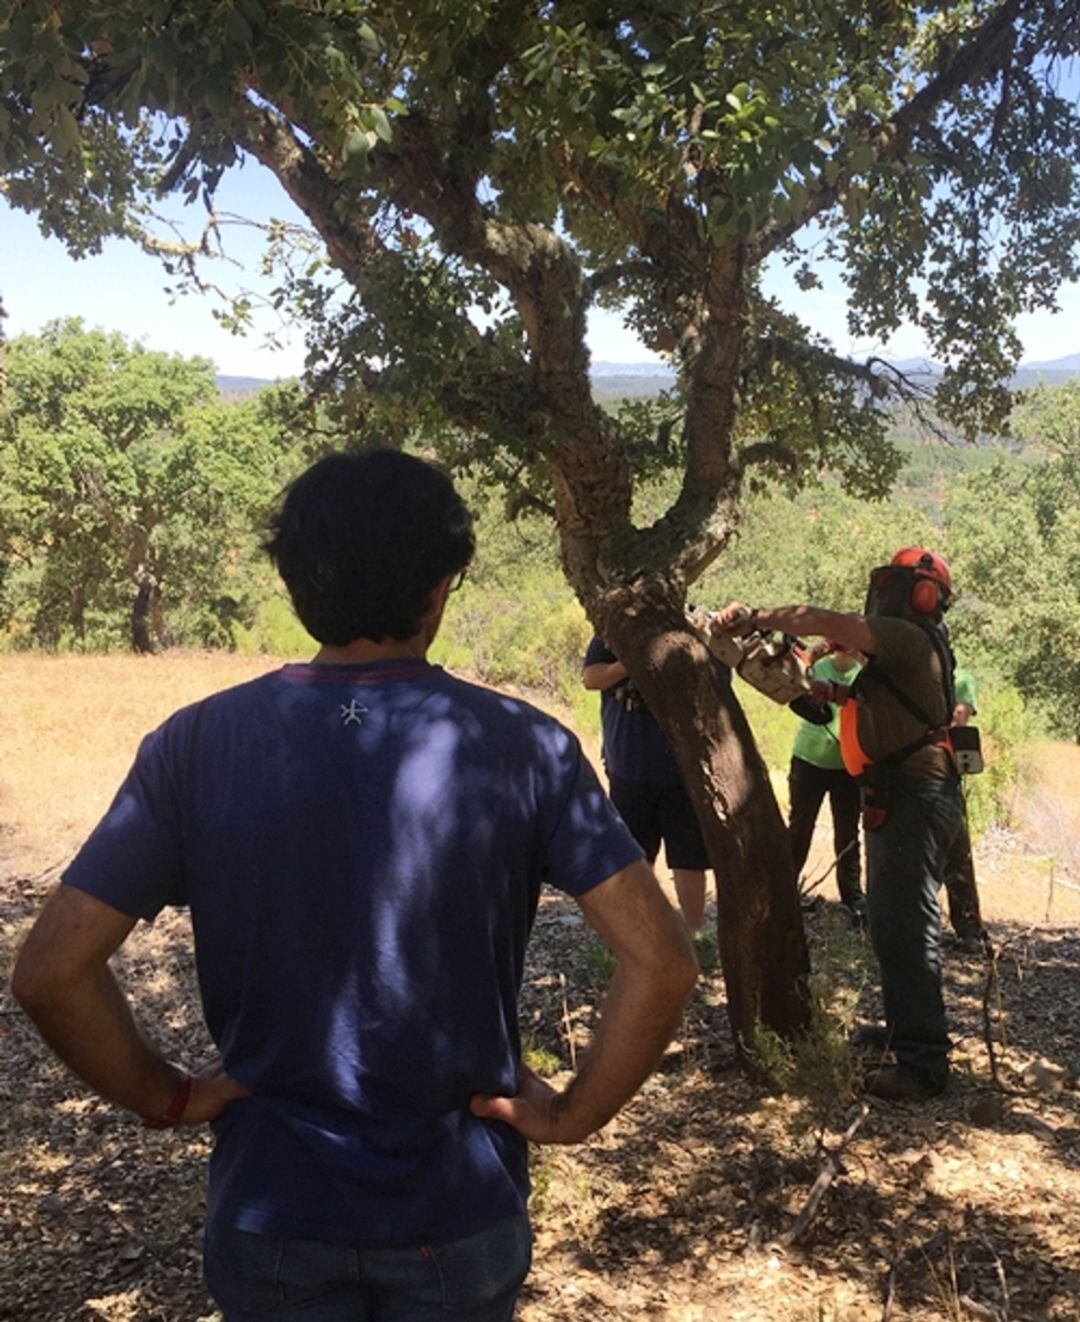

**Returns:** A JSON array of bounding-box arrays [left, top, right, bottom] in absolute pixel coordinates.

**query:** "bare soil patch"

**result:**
[[2, 656, 1078, 1320]]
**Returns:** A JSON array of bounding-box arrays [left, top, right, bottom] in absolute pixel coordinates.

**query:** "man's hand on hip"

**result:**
[[469, 1063, 581, 1144], [182, 1057, 251, 1126]]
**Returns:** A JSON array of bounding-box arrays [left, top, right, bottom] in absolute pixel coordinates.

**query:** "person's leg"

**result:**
[[672, 868, 707, 933], [942, 804, 984, 940], [204, 1221, 368, 1321], [658, 783, 710, 931], [865, 775, 963, 1094], [364, 1213, 532, 1321], [828, 771, 865, 915], [607, 775, 661, 864], [787, 757, 828, 882]]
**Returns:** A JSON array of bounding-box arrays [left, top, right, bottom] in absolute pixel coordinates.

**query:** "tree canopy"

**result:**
[[0, 320, 291, 649], [946, 381, 1080, 742], [3, 2, 1079, 590]]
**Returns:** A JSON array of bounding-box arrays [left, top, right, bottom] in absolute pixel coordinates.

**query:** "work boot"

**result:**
[[945, 926, 989, 955], [863, 1064, 946, 1103], [850, 1023, 892, 1054], [844, 897, 868, 933]]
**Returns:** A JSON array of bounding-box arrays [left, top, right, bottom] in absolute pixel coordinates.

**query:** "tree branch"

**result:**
[[364, 114, 636, 550], [226, 98, 384, 291], [737, 441, 799, 478], [772, 1104, 870, 1248], [585, 260, 661, 298], [752, 0, 1028, 263], [749, 336, 943, 407]]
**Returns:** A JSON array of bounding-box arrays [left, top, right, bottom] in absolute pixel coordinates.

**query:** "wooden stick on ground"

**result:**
[[981, 934, 1029, 1096], [773, 1103, 870, 1248]]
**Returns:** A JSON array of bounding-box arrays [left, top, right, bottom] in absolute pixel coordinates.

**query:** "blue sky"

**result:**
[[2, 152, 1077, 377]]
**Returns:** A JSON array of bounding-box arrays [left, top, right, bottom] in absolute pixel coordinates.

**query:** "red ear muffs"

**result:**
[[909, 577, 941, 614]]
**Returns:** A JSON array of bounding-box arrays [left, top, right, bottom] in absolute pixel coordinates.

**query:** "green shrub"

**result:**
[[431, 569, 591, 699], [580, 937, 617, 988], [521, 1038, 563, 1078], [962, 682, 1037, 838], [749, 913, 867, 1126], [232, 591, 314, 657]]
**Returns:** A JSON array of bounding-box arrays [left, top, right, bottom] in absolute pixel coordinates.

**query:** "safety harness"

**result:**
[[839, 621, 958, 780]]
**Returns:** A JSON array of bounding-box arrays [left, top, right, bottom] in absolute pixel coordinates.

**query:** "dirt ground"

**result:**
[[2, 655, 1078, 1321]]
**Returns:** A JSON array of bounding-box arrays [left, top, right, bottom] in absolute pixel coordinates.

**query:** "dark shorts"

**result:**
[[608, 775, 709, 871]]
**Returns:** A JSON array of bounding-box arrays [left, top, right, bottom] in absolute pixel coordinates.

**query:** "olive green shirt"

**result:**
[[855, 616, 953, 779]]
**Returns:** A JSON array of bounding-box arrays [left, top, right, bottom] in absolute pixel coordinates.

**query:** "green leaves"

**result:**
[[945, 434, 1080, 741], [1, 0, 1078, 602], [0, 322, 294, 650]]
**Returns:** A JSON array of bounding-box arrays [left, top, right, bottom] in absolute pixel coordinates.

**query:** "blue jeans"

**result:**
[[204, 1213, 532, 1321], [865, 771, 963, 1090]]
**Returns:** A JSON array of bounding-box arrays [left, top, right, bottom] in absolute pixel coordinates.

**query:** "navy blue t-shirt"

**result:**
[[583, 637, 684, 786], [63, 659, 642, 1249]]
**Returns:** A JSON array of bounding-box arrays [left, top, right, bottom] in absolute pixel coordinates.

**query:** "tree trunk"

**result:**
[[69, 583, 86, 646], [598, 585, 811, 1048], [131, 578, 155, 654]]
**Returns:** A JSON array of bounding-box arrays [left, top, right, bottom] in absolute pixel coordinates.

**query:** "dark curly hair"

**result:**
[[266, 450, 475, 645]]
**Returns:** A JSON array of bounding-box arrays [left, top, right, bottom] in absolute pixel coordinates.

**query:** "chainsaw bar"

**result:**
[[687, 608, 814, 706]]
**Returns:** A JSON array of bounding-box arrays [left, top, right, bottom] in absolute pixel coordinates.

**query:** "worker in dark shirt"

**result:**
[[583, 637, 715, 932]]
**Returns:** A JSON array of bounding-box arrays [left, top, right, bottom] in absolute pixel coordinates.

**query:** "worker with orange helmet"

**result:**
[[711, 547, 963, 1103]]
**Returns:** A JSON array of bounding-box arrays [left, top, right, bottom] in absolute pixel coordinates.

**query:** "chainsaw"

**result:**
[[688, 607, 830, 722]]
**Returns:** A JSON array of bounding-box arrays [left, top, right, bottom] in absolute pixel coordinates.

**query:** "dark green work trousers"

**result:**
[[942, 804, 983, 938], [865, 771, 964, 1091]]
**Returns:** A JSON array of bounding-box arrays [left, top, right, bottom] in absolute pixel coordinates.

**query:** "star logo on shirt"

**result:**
[[340, 699, 368, 727]]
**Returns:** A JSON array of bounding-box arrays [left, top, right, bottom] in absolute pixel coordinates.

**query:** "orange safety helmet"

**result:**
[[890, 547, 952, 614]]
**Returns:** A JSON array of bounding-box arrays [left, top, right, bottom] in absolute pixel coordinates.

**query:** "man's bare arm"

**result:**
[[582, 660, 628, 692], [470, 859, 698, 1143], [12, 884, 247, 1125], [711, 601, 875, 656]]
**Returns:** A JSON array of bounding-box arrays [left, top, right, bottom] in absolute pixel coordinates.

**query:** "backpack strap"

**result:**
[[859, 658, 939, 728], [851, 622, 957, 773]]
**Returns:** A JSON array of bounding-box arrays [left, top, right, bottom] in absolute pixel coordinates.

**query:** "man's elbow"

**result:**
[[646, 936, 699, 1006], [11, 954, 48, 1013], [11, 949, 73, 1017]]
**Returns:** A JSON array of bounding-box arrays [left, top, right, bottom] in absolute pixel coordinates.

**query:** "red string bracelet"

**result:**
[[143, 1071, 192, 1130]]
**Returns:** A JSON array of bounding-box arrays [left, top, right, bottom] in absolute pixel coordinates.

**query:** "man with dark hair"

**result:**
[[711, 547, 963, 1103], [14, 450, 697, 1320]]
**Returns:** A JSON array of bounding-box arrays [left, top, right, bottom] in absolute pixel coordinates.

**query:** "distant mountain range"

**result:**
[[1022, 353, 1080, 372], [216, 352, 1080, 400], [216, 374, 281, 395], [871, 353, 1080, 381]]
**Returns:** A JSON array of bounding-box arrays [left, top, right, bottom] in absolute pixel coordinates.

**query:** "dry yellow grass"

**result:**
[[2, 654, 1076, 929], [0, 652, 285, 876], [0, 653, 594, 881]]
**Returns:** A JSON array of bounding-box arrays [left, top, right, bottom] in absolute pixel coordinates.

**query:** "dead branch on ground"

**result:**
[[772, 1102, 870, 1247]]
